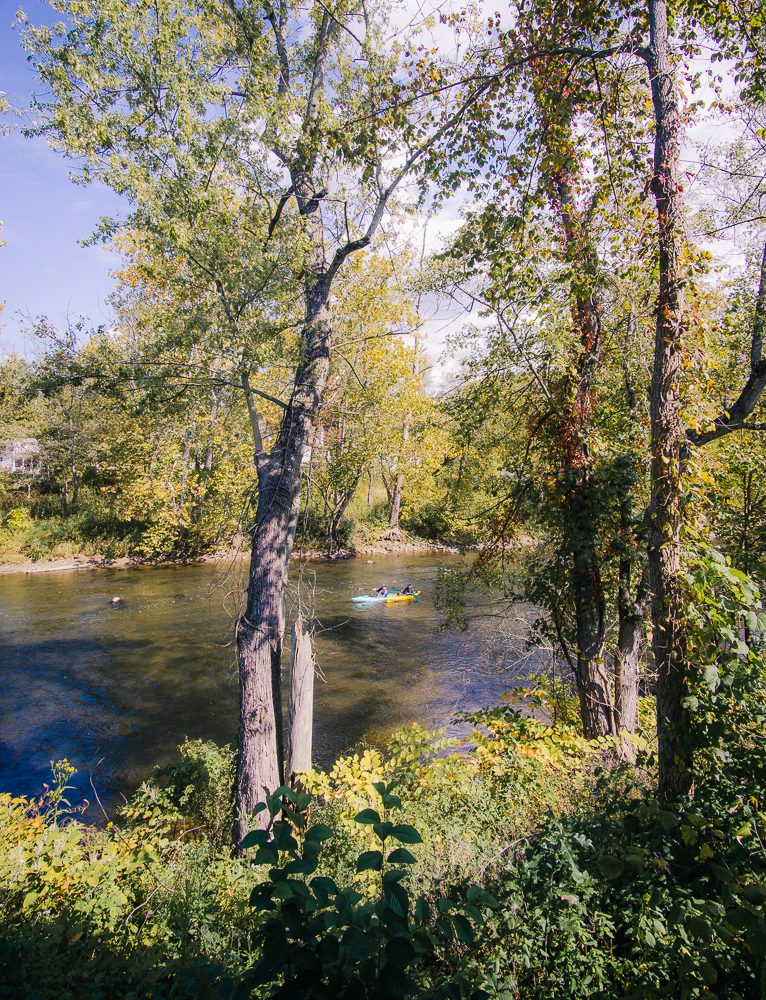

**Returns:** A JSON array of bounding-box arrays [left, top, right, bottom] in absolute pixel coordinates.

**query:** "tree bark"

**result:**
[[615, 559, 647, 752], [234, 268, 331, 843], [287, 616, 315, 783], [644, 0, 690, 800], [552, 171, 617, 738], [386, 417, 409, 538]]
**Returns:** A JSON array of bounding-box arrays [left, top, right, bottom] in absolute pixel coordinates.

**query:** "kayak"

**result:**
[[386, 592, 421, 603], [352, 591, 421, 604]]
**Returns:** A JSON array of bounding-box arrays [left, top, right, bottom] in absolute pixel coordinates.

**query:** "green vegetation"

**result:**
[[4, 550, 766, 998], [2, 0, 766, 993]]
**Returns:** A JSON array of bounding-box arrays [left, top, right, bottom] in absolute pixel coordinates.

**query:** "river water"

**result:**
[[0, 553, 532, 812]]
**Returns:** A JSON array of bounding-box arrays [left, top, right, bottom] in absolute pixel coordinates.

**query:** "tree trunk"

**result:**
[[552, 170, 616, 739], [644, 0, 689, 801], [234, 273, 331, 843], [615, 558, 646, 755], [568, 512, 614, 737], [326, 485, 357, 555], [387, 473, 403, 537], [386, 417, 409, 538], [287, 616, 315, 783]]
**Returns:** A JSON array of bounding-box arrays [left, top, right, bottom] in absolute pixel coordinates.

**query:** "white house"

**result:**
[[0, 438, 41, 475]]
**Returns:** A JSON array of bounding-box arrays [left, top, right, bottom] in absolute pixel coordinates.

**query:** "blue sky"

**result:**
[[1, 3, 127, 355]]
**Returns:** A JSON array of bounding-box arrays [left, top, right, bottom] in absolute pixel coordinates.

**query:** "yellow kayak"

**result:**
[[352, 591, 422, 604], [386, 591, 421, 603]]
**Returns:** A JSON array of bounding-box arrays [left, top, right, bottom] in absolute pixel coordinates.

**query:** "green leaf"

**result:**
[[383, 869, 408, 884], [384, 881, 409, 918], [390, 823, 423, 844], [354, 808, 381, 825], [240, 829, 269, 850], [596, 854, 623, 879], [658, 810, 678, 831], [253, 846, 279, 866], [356, 850, 384, 873], [414, 896, 430, 923], [305, 823, 333, 843], [310, 876, 339, 905], [466, 886, 499, 909], [452, 913, 475, 944], [385, 935, 417, 967], [387, 847, 417, 865]]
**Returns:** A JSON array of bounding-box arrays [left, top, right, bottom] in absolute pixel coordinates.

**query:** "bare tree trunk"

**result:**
[[643, 0, 689, 801], [287, 616, 315, 783], [235, 271, 331, 842], [615, 559, 647, 754], [386, 418, 409, 538]]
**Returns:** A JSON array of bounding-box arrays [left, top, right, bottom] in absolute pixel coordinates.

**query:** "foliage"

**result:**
[[484, 769, 766, 998], [241, 783, 497, 998], [122, 740, 236, 849]]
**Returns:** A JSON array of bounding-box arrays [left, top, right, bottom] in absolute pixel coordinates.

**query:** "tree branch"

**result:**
[[687, 241, 766, 448], [241, 369, 267, 465]]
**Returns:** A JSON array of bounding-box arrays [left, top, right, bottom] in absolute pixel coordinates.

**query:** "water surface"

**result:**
[[0, 553, 529, 812]]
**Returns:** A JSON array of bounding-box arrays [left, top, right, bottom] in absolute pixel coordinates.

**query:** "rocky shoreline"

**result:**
[[0, 539, 463, 576]]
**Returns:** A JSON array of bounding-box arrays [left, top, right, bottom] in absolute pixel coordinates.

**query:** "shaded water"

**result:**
[[0, 554, 529, 812]]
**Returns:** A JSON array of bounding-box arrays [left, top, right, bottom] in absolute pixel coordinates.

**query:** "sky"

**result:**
[[0, 2, 127, 356]]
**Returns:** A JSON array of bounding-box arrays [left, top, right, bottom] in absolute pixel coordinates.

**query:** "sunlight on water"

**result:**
[[0, 554, 535, 812]]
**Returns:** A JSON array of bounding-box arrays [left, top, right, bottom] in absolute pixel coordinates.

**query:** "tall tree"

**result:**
[[20, 0, 484, 839]]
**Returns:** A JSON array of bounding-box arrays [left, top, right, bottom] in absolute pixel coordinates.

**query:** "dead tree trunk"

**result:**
[[287, 616, 315, 783]]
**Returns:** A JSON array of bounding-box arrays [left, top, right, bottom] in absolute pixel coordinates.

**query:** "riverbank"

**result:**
[[0, 538, 462, 575]]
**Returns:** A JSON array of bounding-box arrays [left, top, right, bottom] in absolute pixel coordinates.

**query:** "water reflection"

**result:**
[[0, 554, 534, 812]]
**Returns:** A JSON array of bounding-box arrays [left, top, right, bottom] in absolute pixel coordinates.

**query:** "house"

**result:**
[[0, 438, 41, 475]]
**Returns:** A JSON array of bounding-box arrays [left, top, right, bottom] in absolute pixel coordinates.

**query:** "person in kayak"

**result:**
[[402, 583, 414, 596], [372, 585, 389, 597]]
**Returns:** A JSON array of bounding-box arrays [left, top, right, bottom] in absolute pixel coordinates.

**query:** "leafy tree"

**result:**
[[19, 0, 484, 837]]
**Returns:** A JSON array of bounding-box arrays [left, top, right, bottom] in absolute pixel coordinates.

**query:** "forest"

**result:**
[[1, 0, 766, 995]]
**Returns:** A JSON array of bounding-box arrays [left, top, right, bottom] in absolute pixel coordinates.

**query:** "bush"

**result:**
[[122, 739, 236, 848], [240, 783, 498, 999]]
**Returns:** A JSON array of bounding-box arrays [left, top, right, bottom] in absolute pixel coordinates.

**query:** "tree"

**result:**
[[20, 0, 481, 839], [433, 0, 654, 741]]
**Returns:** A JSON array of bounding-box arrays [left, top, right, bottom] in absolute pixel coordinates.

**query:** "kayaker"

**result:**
[[402, 583, 414, 596], [372, 585, 389, 597]]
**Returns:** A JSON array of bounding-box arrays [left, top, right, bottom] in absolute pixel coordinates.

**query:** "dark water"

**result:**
[[0, 554, 530, 812]]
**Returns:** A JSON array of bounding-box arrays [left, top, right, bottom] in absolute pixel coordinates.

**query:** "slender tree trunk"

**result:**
[[552, 172, 616, 738], [387, 418, 409, 538], [326, 484, 359, 555], [615, 558, 646, 753], [387, 473, 403, 536], [568, 501, 614, 737], [644, 0, 689, 800], [235, 270, 331, 843]]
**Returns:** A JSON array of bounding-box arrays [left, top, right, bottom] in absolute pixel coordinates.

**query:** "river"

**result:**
[[0, 553, 534, 813]]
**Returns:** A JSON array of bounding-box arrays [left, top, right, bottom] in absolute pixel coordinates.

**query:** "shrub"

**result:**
[[240, 783, 498, 998], [122, 740, 236, 848]]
